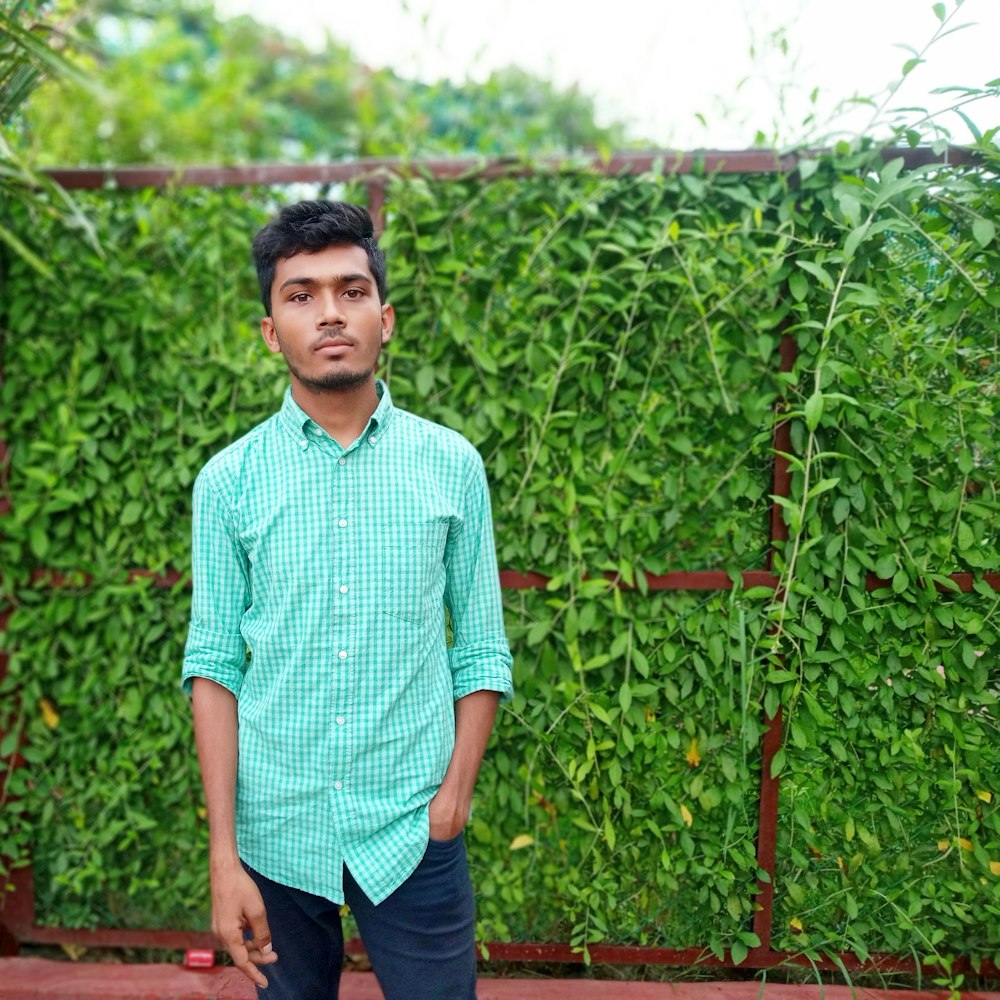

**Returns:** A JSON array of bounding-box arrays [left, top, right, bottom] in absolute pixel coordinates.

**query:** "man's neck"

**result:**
[[290, 377, 380, 449]]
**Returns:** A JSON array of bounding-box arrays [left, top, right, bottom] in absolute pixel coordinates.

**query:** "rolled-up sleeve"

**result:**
[[181, 472, 250, 697], [444, 456, 513, 701]]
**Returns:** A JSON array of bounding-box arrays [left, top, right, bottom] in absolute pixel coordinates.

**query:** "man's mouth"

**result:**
[[315, 338, 352, 356]]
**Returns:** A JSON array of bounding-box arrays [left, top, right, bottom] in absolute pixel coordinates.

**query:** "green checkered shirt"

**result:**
[[182, 382, 513, 904]]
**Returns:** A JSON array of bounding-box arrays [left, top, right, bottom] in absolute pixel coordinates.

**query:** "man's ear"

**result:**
[[380, 303, 395, 346], [261, 316, 281, 355]]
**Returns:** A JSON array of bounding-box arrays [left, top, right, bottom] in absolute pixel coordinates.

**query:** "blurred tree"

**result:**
[[0, 0, 96, 275], [18, 0, 627, 165]]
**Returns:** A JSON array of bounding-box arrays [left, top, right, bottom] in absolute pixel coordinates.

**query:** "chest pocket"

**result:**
[[380, 519, 448, 625]]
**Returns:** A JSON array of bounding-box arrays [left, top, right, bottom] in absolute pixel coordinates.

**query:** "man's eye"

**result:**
[[291, 293, 310, 303], [344, 287, 364, 298]]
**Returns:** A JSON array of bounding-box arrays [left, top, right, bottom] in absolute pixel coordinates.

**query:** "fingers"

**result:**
[[215, 893, 277, 988], [247, 904, 276, 964], [222, 928, 277, 989]]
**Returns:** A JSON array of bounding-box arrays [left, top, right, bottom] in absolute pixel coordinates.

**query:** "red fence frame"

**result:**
[[1, 148, 998, 976]]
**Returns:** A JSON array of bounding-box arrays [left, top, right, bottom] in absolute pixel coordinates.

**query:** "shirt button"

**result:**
[[338, 518, 348, 528], [369, 434, 378, 445], [338, 650, 348, 660], [333, 781, 343, 790], [339, 584, 349, 594], [336, 716, 346, 725], [338, 457, 346, 466]]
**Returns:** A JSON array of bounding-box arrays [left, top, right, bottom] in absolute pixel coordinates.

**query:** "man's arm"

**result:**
[[431, 451, 513, 839], [428, 689, 501, 840], [192, 677, 277, 988]]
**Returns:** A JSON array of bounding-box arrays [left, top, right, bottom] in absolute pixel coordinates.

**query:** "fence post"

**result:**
[[750, 330, 798, 954]]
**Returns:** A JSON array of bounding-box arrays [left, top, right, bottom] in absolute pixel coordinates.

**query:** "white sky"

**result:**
[[214, 0, 1000, 147]]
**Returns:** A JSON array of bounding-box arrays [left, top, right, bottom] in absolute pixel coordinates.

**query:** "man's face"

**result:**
[[261, 244, 394, 393]]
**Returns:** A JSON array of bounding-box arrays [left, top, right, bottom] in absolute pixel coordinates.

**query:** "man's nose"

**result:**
[[317, 291, 345, 325]]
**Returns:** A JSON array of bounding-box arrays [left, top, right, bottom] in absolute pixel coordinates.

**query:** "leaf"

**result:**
[[604, 814, 616, 852], [120, 500, 144, 526], [526, 620, 550, 646], [789, 916, 804, 933], [990, 861, 1000, 876], [730, 940, 748, 965], [972, 218, 995, 248], [956, 521, 974, 551], [29, 521, 50, 560], [685, 737, 701, 768], [618, 682, 632, 713], [958, 838, 973, 852], [796, 259, 834, 289], [509, 834, 534, 851], [680, 804, 693, 827], [798, 159, 820, 181], [976, 790, 992, 804], [843, 222, 871, 260], [766, 669, 797, 683], [0, 729, 19, 757], [807, 477, 840, 501], [39, 698, 60, 730], [804, 391, 824, 432]]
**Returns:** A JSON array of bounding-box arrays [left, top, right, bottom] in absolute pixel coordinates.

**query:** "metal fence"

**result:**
[[1, 147, 997, 976]]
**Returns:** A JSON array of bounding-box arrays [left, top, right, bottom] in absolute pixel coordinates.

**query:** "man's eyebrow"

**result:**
[[278, 273, 373, 292]]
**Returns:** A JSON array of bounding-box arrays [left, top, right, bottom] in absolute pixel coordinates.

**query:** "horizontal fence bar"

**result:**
[[481, 943, 1000, 977], [21, 568, 1000, 593], [40, 146, 983, 191], [8, 924, 999, 978], [20, 925, 217, 951]]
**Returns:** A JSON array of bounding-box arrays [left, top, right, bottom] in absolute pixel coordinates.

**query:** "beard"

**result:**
[[274, 322, 380, 393], [284, 358, 374, 393]]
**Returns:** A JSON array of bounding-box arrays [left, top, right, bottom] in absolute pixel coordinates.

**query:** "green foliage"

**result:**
[[755, 145, 1000, 964], [0, 0, 97, 275], [0, 144, 998, 966], [2, 581, 204, 929], [380, 168, 785, 577], [16, 0, 627, 166]]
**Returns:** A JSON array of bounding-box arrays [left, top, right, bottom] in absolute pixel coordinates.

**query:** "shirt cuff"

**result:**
[[448, 639, 514, 702], [181, 623, 247, 697]]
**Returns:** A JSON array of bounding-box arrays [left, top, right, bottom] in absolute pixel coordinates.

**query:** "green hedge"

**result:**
[[1, 146, 998, 967]]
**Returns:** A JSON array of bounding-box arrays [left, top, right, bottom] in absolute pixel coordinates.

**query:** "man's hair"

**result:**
[[251, 200, 387, 315]]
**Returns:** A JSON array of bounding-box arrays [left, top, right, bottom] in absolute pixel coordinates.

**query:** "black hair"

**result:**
[[251, 200, 387, 315]]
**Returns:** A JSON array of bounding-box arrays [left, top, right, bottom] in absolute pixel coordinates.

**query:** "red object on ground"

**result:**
[[182, 948, 215, 969]]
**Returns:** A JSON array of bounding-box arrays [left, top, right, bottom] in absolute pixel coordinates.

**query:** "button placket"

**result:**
[[331, 439, 355, 808]]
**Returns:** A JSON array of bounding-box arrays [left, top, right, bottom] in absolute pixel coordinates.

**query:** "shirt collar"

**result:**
[[277, 380, 395, 451]]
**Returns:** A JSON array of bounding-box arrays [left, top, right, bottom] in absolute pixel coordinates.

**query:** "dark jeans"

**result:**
[[242, 833, 477, 1000]]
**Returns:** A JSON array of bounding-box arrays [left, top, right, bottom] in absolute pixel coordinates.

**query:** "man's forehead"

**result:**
[[274, 244, 373, 282]]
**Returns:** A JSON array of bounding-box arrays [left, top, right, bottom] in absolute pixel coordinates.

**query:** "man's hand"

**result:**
[[211, 862, 277, 989], [428, 784, 470, 841], [428, 690, 501, 841]]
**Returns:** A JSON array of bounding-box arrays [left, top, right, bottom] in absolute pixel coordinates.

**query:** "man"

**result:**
[[182, 200, 513, 1000]]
